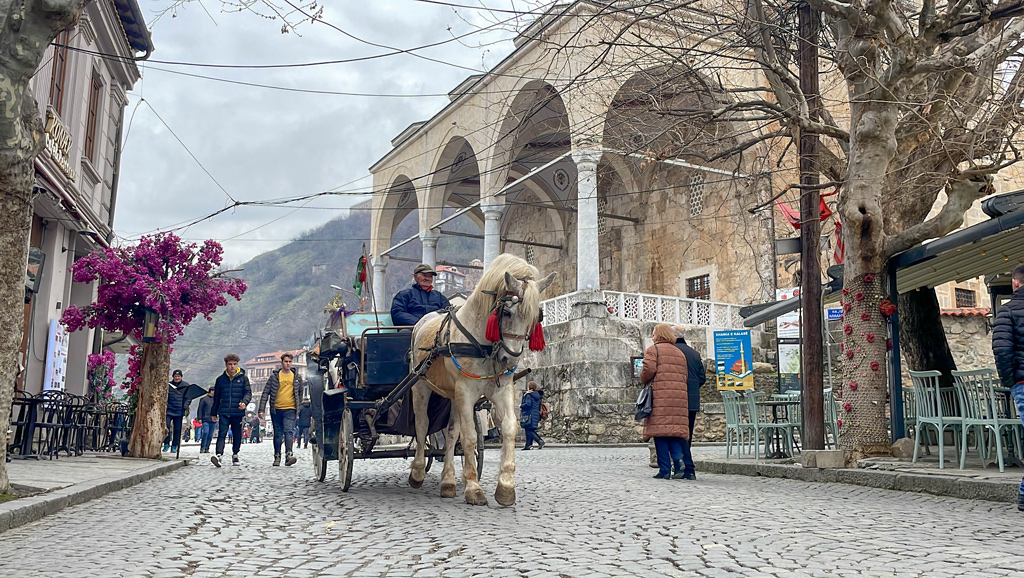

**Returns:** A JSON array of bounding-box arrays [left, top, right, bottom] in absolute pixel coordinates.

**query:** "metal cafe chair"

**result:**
[[721, 390, 754, 458], [32, 390, 69, 459], [910, 370, 963, 469], [952, 369, 1022, 472]]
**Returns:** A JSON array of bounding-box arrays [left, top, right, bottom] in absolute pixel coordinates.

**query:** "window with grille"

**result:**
[[954, 288, 977, 308], [688, 172, 706, 217], [597, 197, 608, 234], [84, 71, 104, 164], [686, 274, 711, 301], [49, 30, 70, 116], [525, 245, 535, 265]]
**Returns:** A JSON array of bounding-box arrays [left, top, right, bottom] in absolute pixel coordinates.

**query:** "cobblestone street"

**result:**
[[1, 444, 1021, 577]]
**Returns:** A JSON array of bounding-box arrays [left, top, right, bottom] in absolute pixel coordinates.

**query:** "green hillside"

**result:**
[[169, 206, 482, 387]]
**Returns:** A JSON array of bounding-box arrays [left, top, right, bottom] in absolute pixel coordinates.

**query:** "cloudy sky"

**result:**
[[114, 1, 545, 265]]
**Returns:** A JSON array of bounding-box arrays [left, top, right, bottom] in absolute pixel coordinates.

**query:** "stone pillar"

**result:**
[[573, 149, 601, 291], [371, 255, 388, 312], [420, 230, 440, 269], [482, 205, 502, 268]]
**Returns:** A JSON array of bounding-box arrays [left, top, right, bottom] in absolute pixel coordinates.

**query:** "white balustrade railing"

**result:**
[[540, 290, 743, 329]]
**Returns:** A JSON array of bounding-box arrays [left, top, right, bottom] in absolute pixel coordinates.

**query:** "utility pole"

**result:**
[[798, 1, 825, 450]]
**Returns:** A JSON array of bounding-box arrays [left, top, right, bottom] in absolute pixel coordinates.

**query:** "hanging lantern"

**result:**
[[142, 307, 159, 343]]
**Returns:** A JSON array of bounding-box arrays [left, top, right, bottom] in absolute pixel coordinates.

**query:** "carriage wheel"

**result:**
[[475, 413, 485, 478], [312, 428, 327, 483], [338, 408, 354, 492]]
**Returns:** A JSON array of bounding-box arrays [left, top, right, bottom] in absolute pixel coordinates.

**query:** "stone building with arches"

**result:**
[[368, 1, 782, 441]]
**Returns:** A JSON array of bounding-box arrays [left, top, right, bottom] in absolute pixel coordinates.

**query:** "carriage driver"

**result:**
[[390, 263, 451, 326]]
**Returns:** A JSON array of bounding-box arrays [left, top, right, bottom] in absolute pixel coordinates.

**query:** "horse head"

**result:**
[[491, 270, 556, 370]]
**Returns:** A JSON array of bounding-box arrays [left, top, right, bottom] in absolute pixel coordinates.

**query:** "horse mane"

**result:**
[[464, 253, 541, 322]]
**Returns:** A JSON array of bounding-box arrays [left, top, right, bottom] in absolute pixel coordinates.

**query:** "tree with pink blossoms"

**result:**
[[61, 232, 246, 459]]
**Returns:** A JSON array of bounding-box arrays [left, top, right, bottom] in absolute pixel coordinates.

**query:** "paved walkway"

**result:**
[[1, 442, 1022, 577]]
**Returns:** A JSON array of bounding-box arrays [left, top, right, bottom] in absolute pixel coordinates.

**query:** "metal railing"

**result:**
[[540, 290, 743, 328]]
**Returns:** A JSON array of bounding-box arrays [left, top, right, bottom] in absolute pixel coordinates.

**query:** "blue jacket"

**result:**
[[520, 390, 543, 429], [391, 283, 451, 326], [212, 369, 252, 418], [673, 339, 707, 412], [993, 286, 1024, 388], [166, 380, 189, 418]]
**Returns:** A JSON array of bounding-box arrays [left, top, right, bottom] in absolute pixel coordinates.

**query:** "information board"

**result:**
[[714, 330, 754, 390], [43, 318, 68, 391]]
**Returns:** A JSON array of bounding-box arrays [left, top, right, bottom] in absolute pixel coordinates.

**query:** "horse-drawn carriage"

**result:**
[[308, 254, 555, 505], [306, 310, 487, 491]]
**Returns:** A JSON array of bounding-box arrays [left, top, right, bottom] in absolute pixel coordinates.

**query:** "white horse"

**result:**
[[408, 254, 555, 506]]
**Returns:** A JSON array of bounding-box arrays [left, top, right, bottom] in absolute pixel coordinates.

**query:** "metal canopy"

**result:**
[[892, 208, 1024, 294]]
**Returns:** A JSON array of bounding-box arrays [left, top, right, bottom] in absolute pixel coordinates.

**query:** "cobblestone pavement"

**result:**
[[1, 442, 1022, 577]]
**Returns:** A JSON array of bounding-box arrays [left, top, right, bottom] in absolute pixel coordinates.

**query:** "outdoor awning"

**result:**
[[892, 208, 1024, 294], [741, 278, 843, 328]]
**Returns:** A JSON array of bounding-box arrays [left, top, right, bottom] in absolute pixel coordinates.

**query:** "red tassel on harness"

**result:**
[[529, 322, 545, 351], [485, 311, 501, 342]]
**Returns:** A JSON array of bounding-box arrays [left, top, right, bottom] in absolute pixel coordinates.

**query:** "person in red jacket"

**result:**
[[640, 323, 690, 479]]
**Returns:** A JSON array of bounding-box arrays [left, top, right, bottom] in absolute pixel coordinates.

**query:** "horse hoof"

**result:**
[[494, 485, 516, 507], [440, 482, 457, 498], [408, 474, 424, 489], [465, 489, 488, 506]]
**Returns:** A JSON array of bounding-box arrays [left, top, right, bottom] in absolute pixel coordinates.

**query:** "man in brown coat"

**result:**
[[640, 323, 690, 479]]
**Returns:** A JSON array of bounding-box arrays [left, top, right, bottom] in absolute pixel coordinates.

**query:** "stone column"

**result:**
[[420, 230, 440, 269], [482, 204, 502, 268], [573, 148, 601, 291], [371, 255, 388, 312]]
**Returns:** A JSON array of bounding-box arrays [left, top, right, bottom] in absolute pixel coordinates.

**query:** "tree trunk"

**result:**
[[127, 341, 170, 459], [898, 289, 957, 388], [0, 0, 85, 494]]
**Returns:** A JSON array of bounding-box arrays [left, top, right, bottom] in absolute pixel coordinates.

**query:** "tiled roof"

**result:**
[[940, 307, 991, 317]]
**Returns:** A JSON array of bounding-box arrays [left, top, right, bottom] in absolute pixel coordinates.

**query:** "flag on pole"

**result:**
[[353, 255, 367, 296]]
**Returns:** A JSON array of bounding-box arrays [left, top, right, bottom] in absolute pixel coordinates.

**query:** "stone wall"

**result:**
[[940, 312, 993, 370]]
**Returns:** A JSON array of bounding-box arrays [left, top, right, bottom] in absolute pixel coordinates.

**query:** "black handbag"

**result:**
[[634, 345, 658, 421]]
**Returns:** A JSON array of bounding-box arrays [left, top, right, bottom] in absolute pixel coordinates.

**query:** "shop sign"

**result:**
[[714, 330, 755, 390], [44, 111, 77, 181]]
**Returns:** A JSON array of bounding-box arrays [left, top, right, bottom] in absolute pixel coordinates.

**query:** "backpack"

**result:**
[[539, 402, 550, 421]]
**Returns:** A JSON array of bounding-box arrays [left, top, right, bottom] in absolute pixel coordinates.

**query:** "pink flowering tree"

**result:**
[[86, 351, 117, 408], [61, 232, 246, 458]]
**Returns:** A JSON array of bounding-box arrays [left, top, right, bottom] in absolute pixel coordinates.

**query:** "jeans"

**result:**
[[199, 422, 214, 452], [216, 415, 244, 456], [163, 416, 182, 448], [1012, 383, 1024, 495], [654, 436, 685, 477], [271, 409, 297, 455], [680, 409, 697, 476], [298, 426, 311, 447], [524, 426, 543, 448]]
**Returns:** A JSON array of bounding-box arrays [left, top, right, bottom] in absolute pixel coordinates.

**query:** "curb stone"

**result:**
[[0, 459, 188, 534], [694, 458, 1017, 503]]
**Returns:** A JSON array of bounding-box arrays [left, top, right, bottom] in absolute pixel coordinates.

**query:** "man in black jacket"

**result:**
[[298, 400, 312, 449], [196, 388, 215, 453], [390, 264, 451, 326], [672, 327, 706, 480], [993, 263, 1024, 511], [163, 370, 189, 453], [211, 353, 252, 467]]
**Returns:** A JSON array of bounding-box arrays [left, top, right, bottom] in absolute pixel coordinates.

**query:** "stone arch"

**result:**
[[425, 135, 485, 233], [372, 173, 419, 253]]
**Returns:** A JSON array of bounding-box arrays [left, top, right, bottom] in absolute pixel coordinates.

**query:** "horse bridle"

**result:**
[[489, 286, 538, 359]]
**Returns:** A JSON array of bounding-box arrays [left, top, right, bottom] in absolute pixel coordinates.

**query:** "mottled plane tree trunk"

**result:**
[[0, 0, 86, 493]]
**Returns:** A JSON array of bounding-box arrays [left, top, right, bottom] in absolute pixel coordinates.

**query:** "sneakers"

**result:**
[[211, 455, 222, 468], [537, 441, 545, 450], [285, 452, 297, 467], [273, 454, 281, 467], [170, 446, 178, 453], [232, 454, 240, 466], [162, 444, 170, 452]]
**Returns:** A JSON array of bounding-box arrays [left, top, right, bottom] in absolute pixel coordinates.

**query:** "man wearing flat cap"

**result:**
[[390, 263, 451, 326]]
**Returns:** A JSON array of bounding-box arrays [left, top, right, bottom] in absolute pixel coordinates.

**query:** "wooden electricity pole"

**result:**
[[798, 1, 825, 450]]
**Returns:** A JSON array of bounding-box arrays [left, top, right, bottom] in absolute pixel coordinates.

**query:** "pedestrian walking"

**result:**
[[249, 414, 261, 444], [211, 353, 252, 467], [258, 353, 305, 467], [192, 418, 202, 444], [640, 323, 690, 480], [671, 326, 706, 480], [163, 370, 189, 453], [298, 400, 312, 449], [993, 263, 1024, 512], [520, 381, 545, 450], [197, 388, 215, 453]]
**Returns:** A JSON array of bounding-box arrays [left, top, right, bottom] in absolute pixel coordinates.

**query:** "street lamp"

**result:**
[[142, 307, 159, 342]]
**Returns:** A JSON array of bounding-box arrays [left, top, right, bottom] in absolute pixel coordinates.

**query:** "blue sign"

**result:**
[[827, 308, 843, 321], [713, 330, 754, 390]]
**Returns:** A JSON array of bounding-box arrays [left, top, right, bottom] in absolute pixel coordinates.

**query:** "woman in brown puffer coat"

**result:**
[[640, 323, 690, 479]]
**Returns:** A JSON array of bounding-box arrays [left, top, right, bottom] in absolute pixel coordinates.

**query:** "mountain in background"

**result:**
[[169, 202, 482, 387]]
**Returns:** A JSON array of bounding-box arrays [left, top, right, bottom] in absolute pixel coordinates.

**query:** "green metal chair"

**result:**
[[910, 370, 962, 469], [743, 390, 794, 458], [952, 369, 1022, 472], [721, 390, 754, 458], [824, 389, 839, 448]]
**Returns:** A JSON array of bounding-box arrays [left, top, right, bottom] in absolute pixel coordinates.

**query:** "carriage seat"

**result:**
[[362, 331, 412, 387]]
